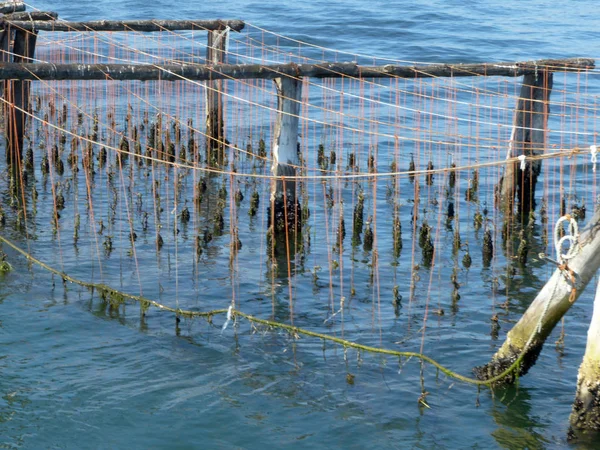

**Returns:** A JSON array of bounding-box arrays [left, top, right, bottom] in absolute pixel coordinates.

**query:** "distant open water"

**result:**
[[1, 0, 600, 449]]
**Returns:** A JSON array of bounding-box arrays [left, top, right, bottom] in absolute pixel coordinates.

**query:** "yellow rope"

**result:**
[[0, 233, 536, 387]]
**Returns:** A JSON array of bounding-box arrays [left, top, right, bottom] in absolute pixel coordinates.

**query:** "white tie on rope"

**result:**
[[518, 154, 527, 171], [221, 305, 233, 332], [591, 145, 598, 173]]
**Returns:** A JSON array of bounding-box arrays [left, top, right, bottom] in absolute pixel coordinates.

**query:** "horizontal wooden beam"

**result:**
[[4, 18, 245, 32], [5, 11, 58, 21], [0, 2, 25, 14], [0, 58, 592, 82]]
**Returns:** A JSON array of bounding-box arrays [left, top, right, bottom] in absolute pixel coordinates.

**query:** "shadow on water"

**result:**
[[489, 386, 550, 450]]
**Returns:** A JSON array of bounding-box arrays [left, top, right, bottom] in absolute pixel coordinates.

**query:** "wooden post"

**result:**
[[5, 28, 37, 166], [269, 76, 302, 235], [205, 27, 228, 164], [474, 210, 600, 384], [499, 71, 553, 216], [569, 278, 600, 436], [1, 23, 13, 164]]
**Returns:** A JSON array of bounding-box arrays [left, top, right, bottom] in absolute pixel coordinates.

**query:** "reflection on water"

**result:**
[[489, 387, 549, 450]]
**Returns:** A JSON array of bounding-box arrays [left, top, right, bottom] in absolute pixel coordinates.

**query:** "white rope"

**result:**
[[535, 215, 580, 334], [554, 215, 580, 264], [518, 154, 527, 171], [591, 145, 598, 173], [221, 304, 233, 332]]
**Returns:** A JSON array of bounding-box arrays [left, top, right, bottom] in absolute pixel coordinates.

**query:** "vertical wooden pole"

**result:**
[[569, 278, 600, 435], [499, 70, 553, 216], [270, 76, 302, 234], [5, 27, 37, 166], [205, 27, 227, 165], [1, 24, 11, 163]]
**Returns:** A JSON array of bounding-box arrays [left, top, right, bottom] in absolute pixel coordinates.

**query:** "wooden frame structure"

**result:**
[[1, 4, 600, 434]]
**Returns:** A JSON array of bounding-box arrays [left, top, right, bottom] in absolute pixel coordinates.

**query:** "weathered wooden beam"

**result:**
[[5, 11, 58, 21], [569, 277, 600, 436], [0, 59, 592, 82], [5, 19, 245, 32], [270, 77, 302, 234], [205, 28, 227, 163], [5, 27, 37, 166], [474, 211, 600, 385], [0, 2, 25, 14], [499, 71, 553, 216]]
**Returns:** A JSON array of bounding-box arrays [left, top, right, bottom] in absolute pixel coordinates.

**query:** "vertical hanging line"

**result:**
[[590, 145, 597, 173]]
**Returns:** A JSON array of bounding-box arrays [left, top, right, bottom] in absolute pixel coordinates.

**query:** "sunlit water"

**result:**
[[1, 0, 600, 448]]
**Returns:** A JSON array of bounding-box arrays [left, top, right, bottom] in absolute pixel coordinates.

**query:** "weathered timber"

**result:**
[[5, 28, 37, 165], [205, 28, 227, 161], [5, 11, 58, 21], [500, 71, 553, 216], [0, 2, 25, 14], [5, 19, 245, 32], [474, 207, 600, 385], [0, 59, 592, 82], [569, 278, 600, 436], [270, 77, 302, 234]]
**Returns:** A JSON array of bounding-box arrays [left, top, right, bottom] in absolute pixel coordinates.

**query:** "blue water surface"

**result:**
[[1, 0, 600, 448]]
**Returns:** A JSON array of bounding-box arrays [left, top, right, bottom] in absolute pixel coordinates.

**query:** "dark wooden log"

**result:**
[[0, 59, 591, 82], [5, 11, 58, 21], [0, 2, 25, 14], [499, 71, 553, 217], [205, 28, 227, 163], [5, 28, 37, 166], [5, 19, 245, 32]]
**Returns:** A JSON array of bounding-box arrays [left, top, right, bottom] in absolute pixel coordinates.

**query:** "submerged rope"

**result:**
[[0, 233, 541, 388]]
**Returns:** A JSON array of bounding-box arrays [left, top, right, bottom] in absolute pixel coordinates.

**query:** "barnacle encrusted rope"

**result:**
[[0, 233, 544, 387]]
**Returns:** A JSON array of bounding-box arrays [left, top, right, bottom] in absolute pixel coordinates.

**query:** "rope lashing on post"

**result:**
[[535, 214, 581, 334], [554, 214, 580, 265], [554, 214, 580, 303], [518, 154, 527, 171], [591, 145, 598, 173]]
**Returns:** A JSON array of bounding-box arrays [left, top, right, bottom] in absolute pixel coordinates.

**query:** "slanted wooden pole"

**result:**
[[499, 71, 553, 216], [5, 28, 37, 166], [205, 27, 228, 164], [474, 209, 600, 384], [270, 76, 302, 235], [569, 278, 600, 435]]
